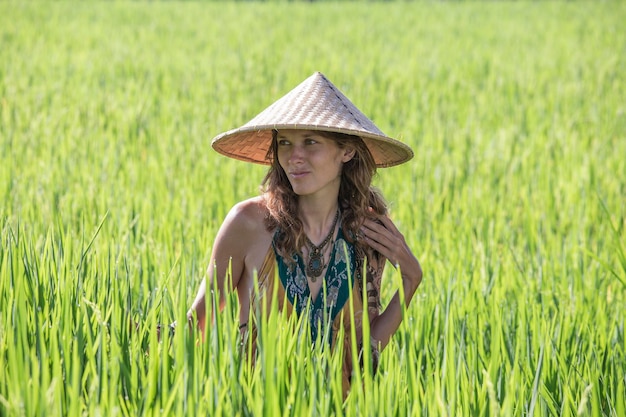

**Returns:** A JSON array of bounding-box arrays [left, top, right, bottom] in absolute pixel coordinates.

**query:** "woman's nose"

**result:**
[[288, 145, 305, 163]]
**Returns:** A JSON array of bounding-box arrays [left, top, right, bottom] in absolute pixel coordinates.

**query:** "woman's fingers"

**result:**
[[362, 211, 423, 290], [361, 216, 405, 265], [374, 213, 401, 234]]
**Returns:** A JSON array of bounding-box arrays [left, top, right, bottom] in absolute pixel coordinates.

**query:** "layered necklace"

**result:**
[[305, 209, 340, 282]]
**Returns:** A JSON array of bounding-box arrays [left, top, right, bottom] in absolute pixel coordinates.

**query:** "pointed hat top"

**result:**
[[211, 72, 413, 167]]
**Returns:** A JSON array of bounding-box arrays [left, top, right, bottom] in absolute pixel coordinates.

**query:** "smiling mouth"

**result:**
[[289, 171, 309, 178]]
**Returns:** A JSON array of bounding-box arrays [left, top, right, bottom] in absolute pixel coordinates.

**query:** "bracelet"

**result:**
[[157, 323, 177, 338]]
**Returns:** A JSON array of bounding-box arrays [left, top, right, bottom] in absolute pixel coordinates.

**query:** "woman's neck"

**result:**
[[298, 198, 340, 243]]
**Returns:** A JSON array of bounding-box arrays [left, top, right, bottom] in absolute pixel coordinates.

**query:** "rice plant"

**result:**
[[1, 1, 625, 416]]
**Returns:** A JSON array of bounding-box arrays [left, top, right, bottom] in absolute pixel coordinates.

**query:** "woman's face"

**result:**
[[276, 130, 355, 199]]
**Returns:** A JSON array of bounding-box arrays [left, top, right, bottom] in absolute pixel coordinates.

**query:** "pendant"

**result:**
[[307, 249, 324, 281]]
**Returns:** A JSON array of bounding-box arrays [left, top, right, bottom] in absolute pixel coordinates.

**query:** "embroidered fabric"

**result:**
[[274, 227, 354, 344], [245, 226, 381, 396]]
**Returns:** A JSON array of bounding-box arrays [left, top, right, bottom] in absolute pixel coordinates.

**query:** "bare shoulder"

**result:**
[[226, 196, 269, 228], [219, 196, 272, 240], [216, 196, 273, 284]]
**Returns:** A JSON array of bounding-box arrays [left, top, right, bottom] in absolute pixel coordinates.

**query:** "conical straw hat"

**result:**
[[211, 72, 413, 168]]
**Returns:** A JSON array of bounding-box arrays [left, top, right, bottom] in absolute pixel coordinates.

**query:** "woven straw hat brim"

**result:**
[[212, 125, 413, 168], [211, 72, 414, 168]]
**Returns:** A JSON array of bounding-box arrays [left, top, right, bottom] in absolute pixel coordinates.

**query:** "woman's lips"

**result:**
[[289, 171, 309, 179]]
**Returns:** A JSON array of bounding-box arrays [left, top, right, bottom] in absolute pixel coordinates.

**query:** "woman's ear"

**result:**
[[342, 147, 356, 163]]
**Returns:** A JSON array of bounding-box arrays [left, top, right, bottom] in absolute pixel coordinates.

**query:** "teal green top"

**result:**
[[273, 227, 356, 344]]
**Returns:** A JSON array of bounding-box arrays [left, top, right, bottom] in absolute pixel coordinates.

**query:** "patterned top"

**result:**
[[274, 227, 354, 344], [246, 226, 380, 396]]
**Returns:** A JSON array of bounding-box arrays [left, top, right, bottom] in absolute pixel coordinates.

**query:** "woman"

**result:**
[[187, 72, 422, 393]]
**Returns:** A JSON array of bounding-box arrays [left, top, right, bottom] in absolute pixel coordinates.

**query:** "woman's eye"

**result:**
[[305, 139, 318, 145], [278, 140, 290, 146]]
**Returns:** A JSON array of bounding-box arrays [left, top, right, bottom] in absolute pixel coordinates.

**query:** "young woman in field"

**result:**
[[187, 72, 422, 394]]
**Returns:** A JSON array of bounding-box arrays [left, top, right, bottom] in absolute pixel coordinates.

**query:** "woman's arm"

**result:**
[[359, 214, 422, 350], [187, 199, 263, 336]]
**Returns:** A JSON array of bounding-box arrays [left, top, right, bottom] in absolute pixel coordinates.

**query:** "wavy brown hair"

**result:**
[[261, 129, 386, 309]]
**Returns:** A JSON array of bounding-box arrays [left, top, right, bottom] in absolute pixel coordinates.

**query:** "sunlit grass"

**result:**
[[1, 1, 625, 415]]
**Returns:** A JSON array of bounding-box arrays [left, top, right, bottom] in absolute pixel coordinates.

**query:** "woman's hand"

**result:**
[[360, 212, 423, 294], [361, 210, 423, 350]]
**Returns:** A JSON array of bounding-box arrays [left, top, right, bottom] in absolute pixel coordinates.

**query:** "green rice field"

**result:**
[[1, 1, 625, 415]]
